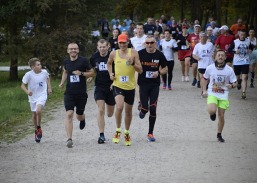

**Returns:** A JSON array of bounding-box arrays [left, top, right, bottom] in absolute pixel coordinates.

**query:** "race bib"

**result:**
[[119, 76, 129, 83], [99, 62, 107, 71], [181, 45, 187, 50], [70, 75, 80, 83], [146, 71, 154, 78]]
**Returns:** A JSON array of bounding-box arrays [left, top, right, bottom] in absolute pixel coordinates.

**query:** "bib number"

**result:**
[[181, 45, 187, 50], [119, 76, 129, 83], [146, 71, 154, 78], [70, 75, 80, 83], [99, 62, 107, 71]]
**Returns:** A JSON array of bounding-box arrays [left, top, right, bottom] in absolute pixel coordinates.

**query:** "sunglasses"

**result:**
[[145, 41, 155, 45]]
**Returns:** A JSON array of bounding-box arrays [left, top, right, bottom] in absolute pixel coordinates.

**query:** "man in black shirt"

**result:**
[[88, 39, 115, 144], [59, 42, 94, 148], [138, 36, 168, 142]]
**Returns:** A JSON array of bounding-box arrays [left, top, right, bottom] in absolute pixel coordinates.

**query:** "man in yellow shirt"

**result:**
[[107, 33, 143, 146]]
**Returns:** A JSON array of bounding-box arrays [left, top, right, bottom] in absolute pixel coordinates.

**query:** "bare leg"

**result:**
[[96, 100, 105, 133], [65, 110, 74, 139], [124, 103, 133, 130], [114, 95, 124, 128], [241, 74, 248, 92], [217, 108, 225, 133], [185, 57, 190, 78], [36, 104, 43, 127]]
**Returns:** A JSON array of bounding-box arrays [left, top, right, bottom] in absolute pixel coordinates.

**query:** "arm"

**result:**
[[59, 68, 67, 88], [107, 50, 115, 80], [228, 41, 236, 54], [131, 50, 143, 74], [192, 54, 201, 61], [21, 83, 32, 96], [47, 77, 52, 95]]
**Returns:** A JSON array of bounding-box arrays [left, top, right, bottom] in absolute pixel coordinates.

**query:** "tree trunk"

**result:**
[[8, 20, 19, 81], [215, 0, 221, 26]]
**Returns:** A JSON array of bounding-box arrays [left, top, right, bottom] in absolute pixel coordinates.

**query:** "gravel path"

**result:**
[[1, 56, 257, 183]]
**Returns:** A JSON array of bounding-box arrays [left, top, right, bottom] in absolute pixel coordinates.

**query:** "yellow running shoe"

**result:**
[[112, 130, 121, 143], [124, 133, 131, 146]]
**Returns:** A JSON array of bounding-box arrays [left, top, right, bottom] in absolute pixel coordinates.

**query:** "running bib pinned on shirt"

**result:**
[[70, 75, 80, 83], [146, 71, 154, 78], [181, 45, 187, 50], [99, 62, 107, 71], [119, 76, 129, 83]]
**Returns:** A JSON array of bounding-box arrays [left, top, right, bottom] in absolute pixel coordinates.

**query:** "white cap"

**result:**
[[194, 24, 201, 29], [206, 26, 213, 31], [219, 25, 229, 31]]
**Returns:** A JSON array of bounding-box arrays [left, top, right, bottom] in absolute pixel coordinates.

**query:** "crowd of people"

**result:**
[[21, 15, 257, 147]]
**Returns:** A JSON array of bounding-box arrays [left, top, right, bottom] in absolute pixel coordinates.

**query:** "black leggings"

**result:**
[[162, 61, 174, 85], [139, 84, 159, 134]]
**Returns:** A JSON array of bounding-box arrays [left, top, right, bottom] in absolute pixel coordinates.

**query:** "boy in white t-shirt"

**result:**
[[21, 58, 52, 143], [202, 50, 237, 142]]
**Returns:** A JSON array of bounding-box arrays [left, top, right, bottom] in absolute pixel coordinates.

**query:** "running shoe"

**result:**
[[35, 130, 40, 143], [210, 113, 216, 121], [124, 133, 131, 146], [66, 138, 73, 148], [139, 111, 145, 119], [112, 130, 121, 144], [182, 76, 185, 82], [162, 83, 166, 89], [79, 120, 86, 130], [241, 92, 246, 99], [147, 134, 156, 142], [168, 85, 172, 90], [197, 81, 201, 88], [217, 135, 225, 143], [192, 78, 197, 86], [237, 83, 241, 90], [185, 76, 189, 82], [98, 136, 105, 144], [36, 128, 42, 140]]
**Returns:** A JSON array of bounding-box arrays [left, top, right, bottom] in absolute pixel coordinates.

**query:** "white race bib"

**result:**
[[99, 62, 107, 71], [181, 45, 187, 50], [146, 71, 154, 78], [70, 75, 80, 83], [119, 76, 129, 83]]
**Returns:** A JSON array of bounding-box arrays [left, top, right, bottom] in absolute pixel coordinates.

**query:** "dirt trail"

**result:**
[[1, 55, 257, 183]]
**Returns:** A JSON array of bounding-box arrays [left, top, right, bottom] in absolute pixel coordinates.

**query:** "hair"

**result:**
[[164, 29, 171, 34], [28, 58, 40, 67], [98, 39, 108, 45], [114, 28, 121, 35], [216, 49, 226, 54], [136, 22, 144, 27]]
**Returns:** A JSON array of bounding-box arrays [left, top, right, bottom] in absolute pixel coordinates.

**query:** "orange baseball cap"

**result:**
[[118, 33, 128, 43]]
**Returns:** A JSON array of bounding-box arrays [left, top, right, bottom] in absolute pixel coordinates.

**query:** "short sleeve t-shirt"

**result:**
[[22, 69, 49, 103], [138, 49, 167, 86], [160, 38, 178, 61], [64, 56, 92, 95], [193, 42, 214, 69]]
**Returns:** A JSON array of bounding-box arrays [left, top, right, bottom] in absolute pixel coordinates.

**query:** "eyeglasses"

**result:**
[[145, 42, 155, 45]]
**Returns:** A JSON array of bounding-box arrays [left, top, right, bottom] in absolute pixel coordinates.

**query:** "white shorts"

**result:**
[[30, 99, 46, 112]]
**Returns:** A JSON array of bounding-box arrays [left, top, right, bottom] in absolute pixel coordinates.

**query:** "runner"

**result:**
[[59, 43, 94, 148], [160, 29, 178, 90], [107, 33, 143, 146], [130, 23, 147, 110], [215, 25, 235, 67], [202, 49, 237, 142], [228, 29, 254, 99], [192, 32, 215, 95], [21, 58, 52, 143], [138, 36, 168, 141], [88, 39, 115, 144]]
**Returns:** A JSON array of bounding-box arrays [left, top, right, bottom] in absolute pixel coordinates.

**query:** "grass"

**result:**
[[0, 71, 64, 143]]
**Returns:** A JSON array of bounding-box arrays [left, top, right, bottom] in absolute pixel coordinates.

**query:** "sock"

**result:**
[[124, 129, 129, 134], [37, 126, 41, 129], [100, 133, 104, 138], [217, 133, 222, 137]]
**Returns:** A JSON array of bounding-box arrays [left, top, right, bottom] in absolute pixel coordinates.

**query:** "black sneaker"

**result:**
[[217, 135, 225, 143], [197, 81, 201, 88], [210, 113, 216, 121], [80, 120, 86, 130], [35, 130, 40, 143], [241, 92, 246, 99], [66, 138, 73, 148], [98, 136, 105, 144], [139, 111, 145, 119], [192, 78, 197, 86]]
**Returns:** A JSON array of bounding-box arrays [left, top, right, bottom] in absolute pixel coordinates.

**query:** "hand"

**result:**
[[235, 49, 240, 54], [27, 90, 33, 96], [152, 71, 159, 78], [48, 88, 52, 95], [110, 73, 115, 81], [59, 83, 64, 88], [72, 70, 81, 75], [125, 56, 135, 65], [202, 91, 208, 98], [87, 77, 93, 83], [110, 84, 113, 90]]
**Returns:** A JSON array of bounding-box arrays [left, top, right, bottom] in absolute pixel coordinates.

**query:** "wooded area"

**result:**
[[0, 0, 256, 80]]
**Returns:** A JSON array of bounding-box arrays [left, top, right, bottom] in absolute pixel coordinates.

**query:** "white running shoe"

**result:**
[[182, 76, 185, 82], [185, 76, 189, 82]]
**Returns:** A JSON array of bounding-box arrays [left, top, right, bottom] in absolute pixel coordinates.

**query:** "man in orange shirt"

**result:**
[[230, 18, 246, 38]]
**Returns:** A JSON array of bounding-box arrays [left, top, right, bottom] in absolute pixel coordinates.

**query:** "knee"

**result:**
[[36, 110, 42, 116], [107, 111, 114, 117], [116, 106, 123, 113], [66, 111, 74, 120], [125, 110, 132, 117], [149, 105, 156, 116], [98, 108, 105, 116]]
